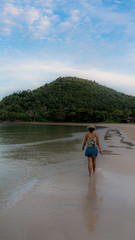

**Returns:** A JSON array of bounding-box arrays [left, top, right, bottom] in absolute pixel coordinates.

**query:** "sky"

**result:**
[[0, 0, 135, 100]]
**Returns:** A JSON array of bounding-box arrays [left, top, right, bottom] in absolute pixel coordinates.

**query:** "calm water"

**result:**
[[0, 124, 86, 210]]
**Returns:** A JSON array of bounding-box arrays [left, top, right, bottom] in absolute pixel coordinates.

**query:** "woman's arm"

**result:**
[[96, 134, 103, 154], [82, 134, 88, 150]]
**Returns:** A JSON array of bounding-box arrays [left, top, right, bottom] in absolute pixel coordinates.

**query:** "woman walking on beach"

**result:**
[[82, 124, 102, 177]]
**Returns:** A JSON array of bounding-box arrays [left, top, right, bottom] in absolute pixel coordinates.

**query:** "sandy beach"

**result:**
[[97, 123, 135, 141], [0, 123, 135, 240]]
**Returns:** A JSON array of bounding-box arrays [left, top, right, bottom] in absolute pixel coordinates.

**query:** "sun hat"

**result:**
[[87, 124, 96, 130]]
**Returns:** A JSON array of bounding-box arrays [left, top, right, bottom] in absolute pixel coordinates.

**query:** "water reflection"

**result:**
[[85, 177, 103, 233], [1, 137, 81, 166], [0, 124, 86, 209], [0, 124, 86, 145]]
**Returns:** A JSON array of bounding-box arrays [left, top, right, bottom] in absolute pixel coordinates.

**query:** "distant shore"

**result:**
[[0, 120, 134, 127], [0, 121, 89, 126]]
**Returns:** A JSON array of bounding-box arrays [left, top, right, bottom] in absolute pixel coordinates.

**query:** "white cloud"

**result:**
[[0, 0, 133, 41], [33, 0, 53, 7], [4, 3, 23, 16], [2, 27, 11, 35], [59, 21, 71, 29], [0, 2, 59, 38], [0, 3, 23, 34], [44, 9, 53, 15], [24, 7, 40, 25], [3, 19, 15, 25], [79, 1, 132, 31], [80, 0, 92, 7], [0, 58, 135, 99], [114, 1, 123, 4], [70, 10, 80, 22], [37, 16, 51, 31]]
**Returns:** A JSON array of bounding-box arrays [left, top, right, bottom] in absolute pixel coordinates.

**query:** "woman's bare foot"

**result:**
[[89, 173, 92, 177], [93, 170, 96, 174]]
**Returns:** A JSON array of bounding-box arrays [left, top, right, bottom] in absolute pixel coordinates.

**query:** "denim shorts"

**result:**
[[85, 147, 98, 158]]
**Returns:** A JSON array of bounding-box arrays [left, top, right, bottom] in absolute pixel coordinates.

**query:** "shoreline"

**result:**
[[0, 120, 134, 127], [1, 121, 135, 141], [0, 121, 91, 126]]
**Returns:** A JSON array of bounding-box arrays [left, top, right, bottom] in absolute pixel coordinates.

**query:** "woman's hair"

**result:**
[[89, 128, 94, 133]]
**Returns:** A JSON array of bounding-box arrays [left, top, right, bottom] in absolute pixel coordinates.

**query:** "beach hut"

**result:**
[[122, 117, 135, 123]]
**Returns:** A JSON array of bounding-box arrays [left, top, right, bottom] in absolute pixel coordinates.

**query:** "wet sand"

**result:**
[[0, 124, 135, 240], [97, 123, 135, 141]]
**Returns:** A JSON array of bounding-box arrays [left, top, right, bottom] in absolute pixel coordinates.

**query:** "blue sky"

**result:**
[[0, 0, 135, 99]]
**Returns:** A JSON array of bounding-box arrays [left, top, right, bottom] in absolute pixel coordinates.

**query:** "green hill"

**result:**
[[0, 76, 135, 123]]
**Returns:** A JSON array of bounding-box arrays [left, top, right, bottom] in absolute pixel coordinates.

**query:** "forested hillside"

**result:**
[[0, 77, 135, 123]]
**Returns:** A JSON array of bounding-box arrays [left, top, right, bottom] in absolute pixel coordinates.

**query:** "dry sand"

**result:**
[[0, 124, 135, 240]]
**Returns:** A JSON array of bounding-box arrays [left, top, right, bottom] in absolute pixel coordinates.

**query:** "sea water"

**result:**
[[0, 124, 87, 213]]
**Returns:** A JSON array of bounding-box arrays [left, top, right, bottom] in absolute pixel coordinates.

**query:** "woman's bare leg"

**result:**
[[88, 157, 92, 177], [92, 157, 96, 174]]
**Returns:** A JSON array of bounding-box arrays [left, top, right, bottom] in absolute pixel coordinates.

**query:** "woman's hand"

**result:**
[[100, 150, 103, 155], [82, 146, 85, 151]]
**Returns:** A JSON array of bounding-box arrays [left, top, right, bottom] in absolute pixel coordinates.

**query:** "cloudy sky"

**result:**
[[0, 0, 135, 99]]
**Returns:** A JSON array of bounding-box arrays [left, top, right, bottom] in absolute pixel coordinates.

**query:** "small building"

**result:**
[[122, 117, 135, 123]]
